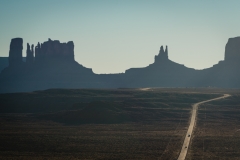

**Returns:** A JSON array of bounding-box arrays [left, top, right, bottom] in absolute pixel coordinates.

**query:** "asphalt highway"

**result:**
[[177, 94, 231, 160]]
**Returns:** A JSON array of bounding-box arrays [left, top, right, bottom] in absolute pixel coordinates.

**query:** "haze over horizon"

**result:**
[[1, 0, 240, 74]]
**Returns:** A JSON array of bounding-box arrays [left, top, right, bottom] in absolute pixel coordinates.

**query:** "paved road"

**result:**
[[139, 88, 151, 91], [177, 94, 231, 160]]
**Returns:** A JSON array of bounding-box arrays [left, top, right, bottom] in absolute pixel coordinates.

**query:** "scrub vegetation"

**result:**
[[0, 88, 228, 159], [186, 94, 240, 160]]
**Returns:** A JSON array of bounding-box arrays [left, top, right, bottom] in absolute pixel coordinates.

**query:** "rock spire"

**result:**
[[154, 45, 168, 63], [8, 38, 23, 67], [26, 43, 34, 64]]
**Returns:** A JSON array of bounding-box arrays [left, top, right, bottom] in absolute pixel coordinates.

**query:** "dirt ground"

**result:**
[[0, 88, 235, 159]]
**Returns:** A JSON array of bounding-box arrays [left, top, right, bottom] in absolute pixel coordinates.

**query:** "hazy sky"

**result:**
[[1, 0, 240, 73]]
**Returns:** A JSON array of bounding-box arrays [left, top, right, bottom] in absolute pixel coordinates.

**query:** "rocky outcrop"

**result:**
[[0, 38, 96, 93], [224, 37, 240, 63], [125, 45, 197, 87], [1, 36, 240, 93], [154, 45, 168, 63], [26, 43, 34, 64], [35, 38, 74, 64], [8, 38, 23, 67], [7, 38, 75, 66]]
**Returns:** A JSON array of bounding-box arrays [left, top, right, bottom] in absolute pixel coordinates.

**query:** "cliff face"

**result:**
[[0, 38, 96, 93], [224, 37, 240, 63], [8, 38, 23, 67], [35, 39, 74, 64], [201, 37, 240, 88], [7, 38, 76, 68]]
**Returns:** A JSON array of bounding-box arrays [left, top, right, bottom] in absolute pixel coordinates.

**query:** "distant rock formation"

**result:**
[[0, 57, 26, 73], [26, 43, 34, 64], [0, 57, 9, 73], [125, 36, 240, 88], [125, 45, 197, 87], [7, 38, 76, 68], [224, 37, 240, 63], [1, 36, 240, 93], [0, 38, 96, 93], [200, 37, 240, 88], [8, 38, 23, 67], [154, 45, 168, 63], [35, 38, 74, 64]]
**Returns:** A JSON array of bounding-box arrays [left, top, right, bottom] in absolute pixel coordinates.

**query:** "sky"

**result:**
[[1, 0, 240, 74]]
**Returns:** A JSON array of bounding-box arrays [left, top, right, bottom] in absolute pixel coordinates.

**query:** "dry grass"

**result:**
[[0, 115, 187, 159], [0, 88, 224, 159]]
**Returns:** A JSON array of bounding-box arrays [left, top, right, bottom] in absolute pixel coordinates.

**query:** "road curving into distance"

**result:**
[[177, 94, 231, 160]]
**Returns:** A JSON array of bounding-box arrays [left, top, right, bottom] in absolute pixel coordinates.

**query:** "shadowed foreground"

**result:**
[[0, 88, 227, 159]]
